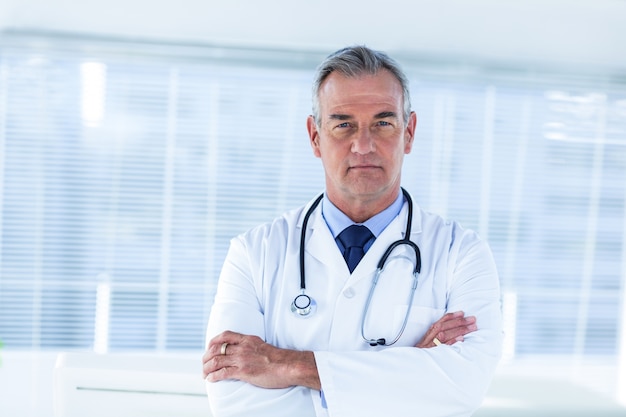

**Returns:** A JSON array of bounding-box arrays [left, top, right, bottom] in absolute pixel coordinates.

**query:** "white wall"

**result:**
[[0, 0, 625, 71], [0, 351, 58, 417]]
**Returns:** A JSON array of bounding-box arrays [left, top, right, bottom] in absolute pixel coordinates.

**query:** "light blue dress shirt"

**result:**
[[321, 190, 404, 254]]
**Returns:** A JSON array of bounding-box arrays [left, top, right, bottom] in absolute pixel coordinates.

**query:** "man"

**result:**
[[202, 46, 503, 417]]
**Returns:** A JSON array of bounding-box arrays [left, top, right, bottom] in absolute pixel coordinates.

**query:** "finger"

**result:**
[[427, 316, 474, 342], [416, 312, 472, 348], [202, 350, 212, 377], [445, 335, 464, 346], [207, 330, 245, 356], [435, 320, 478, 344], [437, 311, 465, 324], [424, 312, 465, 340], [427, 312, 466, 337], [203, 347, 236, 380], [205, 361, 234, 383], [203, 354, 218, 379], [418, 325, 447, 348], [209, 330, 239, 346], [205, 341, 228, 362], [202, 346, 221, 378], [203, 333, 241, 378], [438, 314, 474, 329]]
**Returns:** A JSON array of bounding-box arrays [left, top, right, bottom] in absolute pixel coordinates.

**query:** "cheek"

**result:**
[[318, 140, 346, 162], [320, 152, 347, 176], [320, 152, 340, 169]]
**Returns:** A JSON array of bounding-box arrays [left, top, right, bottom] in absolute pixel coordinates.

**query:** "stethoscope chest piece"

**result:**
[[291, 292, 317, 317]]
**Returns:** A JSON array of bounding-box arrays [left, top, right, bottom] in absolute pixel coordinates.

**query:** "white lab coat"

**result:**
[[205, 193, 503, 417]]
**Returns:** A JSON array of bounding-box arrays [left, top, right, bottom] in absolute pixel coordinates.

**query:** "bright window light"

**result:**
[[80, 61, 107, 127], [94, 281, 111, 354]]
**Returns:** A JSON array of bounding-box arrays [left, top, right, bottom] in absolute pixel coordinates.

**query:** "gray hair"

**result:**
[[311, 45, 412, 126]]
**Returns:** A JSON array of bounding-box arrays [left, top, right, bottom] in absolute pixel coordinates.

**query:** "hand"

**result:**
[[202, 330, 320, 390], [415, 311, 477, 348]]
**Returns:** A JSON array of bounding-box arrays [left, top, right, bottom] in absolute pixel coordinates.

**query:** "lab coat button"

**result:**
[[343, 288, 355, 298]]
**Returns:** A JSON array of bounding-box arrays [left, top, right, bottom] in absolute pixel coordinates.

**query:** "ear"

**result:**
[[404, 111, 417, 154], [307, 115, 322, 158]]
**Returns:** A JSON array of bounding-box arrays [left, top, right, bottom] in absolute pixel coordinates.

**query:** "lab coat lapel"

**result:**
[[303, 208, 347, 272]]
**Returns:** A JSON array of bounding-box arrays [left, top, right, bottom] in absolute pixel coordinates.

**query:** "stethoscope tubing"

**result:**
[[360, 189, 421, 346], [293, 188, 422, 346], [299, 193, 324, 291]]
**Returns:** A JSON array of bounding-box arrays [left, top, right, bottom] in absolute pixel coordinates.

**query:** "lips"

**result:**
[[349, 164, 380, 170]]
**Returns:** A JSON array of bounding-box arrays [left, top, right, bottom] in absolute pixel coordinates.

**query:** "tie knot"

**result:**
[[337, 225, 373, 273], [337, 225, 373, 251]]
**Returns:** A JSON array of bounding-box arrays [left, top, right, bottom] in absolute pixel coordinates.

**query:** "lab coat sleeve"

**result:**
[[314, 233, 503, 417], [205, 234, 317, 417]]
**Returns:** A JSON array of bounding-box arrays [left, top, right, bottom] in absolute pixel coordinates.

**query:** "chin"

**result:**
[[346, 183, 390, 198]]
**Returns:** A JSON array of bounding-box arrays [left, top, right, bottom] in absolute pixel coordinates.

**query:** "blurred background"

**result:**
[[0, 0, 625, 415]]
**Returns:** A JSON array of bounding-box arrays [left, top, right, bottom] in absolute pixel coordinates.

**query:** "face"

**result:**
[[307, 70, 416, 210]]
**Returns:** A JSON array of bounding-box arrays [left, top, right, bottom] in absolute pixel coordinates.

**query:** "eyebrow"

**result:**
[[328, 114, 351, 121], [374, 111, 398, 119], [328, 111, 398, 121]]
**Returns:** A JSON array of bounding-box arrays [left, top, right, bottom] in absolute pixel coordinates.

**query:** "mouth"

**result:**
[[349, 164, 380, 171]]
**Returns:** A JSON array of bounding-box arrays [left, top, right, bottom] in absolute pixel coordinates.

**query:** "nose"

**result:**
[[351, 128, 375, 155]]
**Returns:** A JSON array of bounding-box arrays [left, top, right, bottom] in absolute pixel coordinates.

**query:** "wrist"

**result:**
[[283, 350, 320, 390]]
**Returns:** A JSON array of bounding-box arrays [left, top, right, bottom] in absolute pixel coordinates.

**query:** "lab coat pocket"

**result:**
[[393, 305, 445, 345]]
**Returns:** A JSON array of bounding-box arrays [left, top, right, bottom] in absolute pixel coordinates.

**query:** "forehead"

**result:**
[[318, 70, 404, 114]]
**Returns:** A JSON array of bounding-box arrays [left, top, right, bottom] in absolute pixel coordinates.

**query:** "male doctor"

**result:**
[[202, 46, 503, 417]]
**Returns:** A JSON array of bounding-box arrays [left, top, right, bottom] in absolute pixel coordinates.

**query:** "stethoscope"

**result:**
[[291, 187, 422, 346]]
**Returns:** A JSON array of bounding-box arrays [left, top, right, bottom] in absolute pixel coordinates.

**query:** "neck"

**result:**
[[328, 187, 400, 223]]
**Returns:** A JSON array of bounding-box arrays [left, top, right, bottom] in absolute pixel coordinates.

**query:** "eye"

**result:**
[[337, 122, 351, 128], [376, 120, 392, 127]]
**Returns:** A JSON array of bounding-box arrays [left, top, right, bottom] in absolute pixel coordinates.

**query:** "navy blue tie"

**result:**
[[337, 225, 374, 273]]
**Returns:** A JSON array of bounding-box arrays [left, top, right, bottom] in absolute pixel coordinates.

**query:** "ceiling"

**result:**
[[1, 0, 625, 71]]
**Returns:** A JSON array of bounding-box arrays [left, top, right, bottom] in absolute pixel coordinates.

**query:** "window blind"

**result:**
[[0, 34, 624, 365]]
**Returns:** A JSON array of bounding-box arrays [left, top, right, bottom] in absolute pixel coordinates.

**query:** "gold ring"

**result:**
[[220, 342, 229, 355], [433, 337, 442, 346]]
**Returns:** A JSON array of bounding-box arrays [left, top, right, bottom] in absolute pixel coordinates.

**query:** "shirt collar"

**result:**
[[321, 191, 404, 238]]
